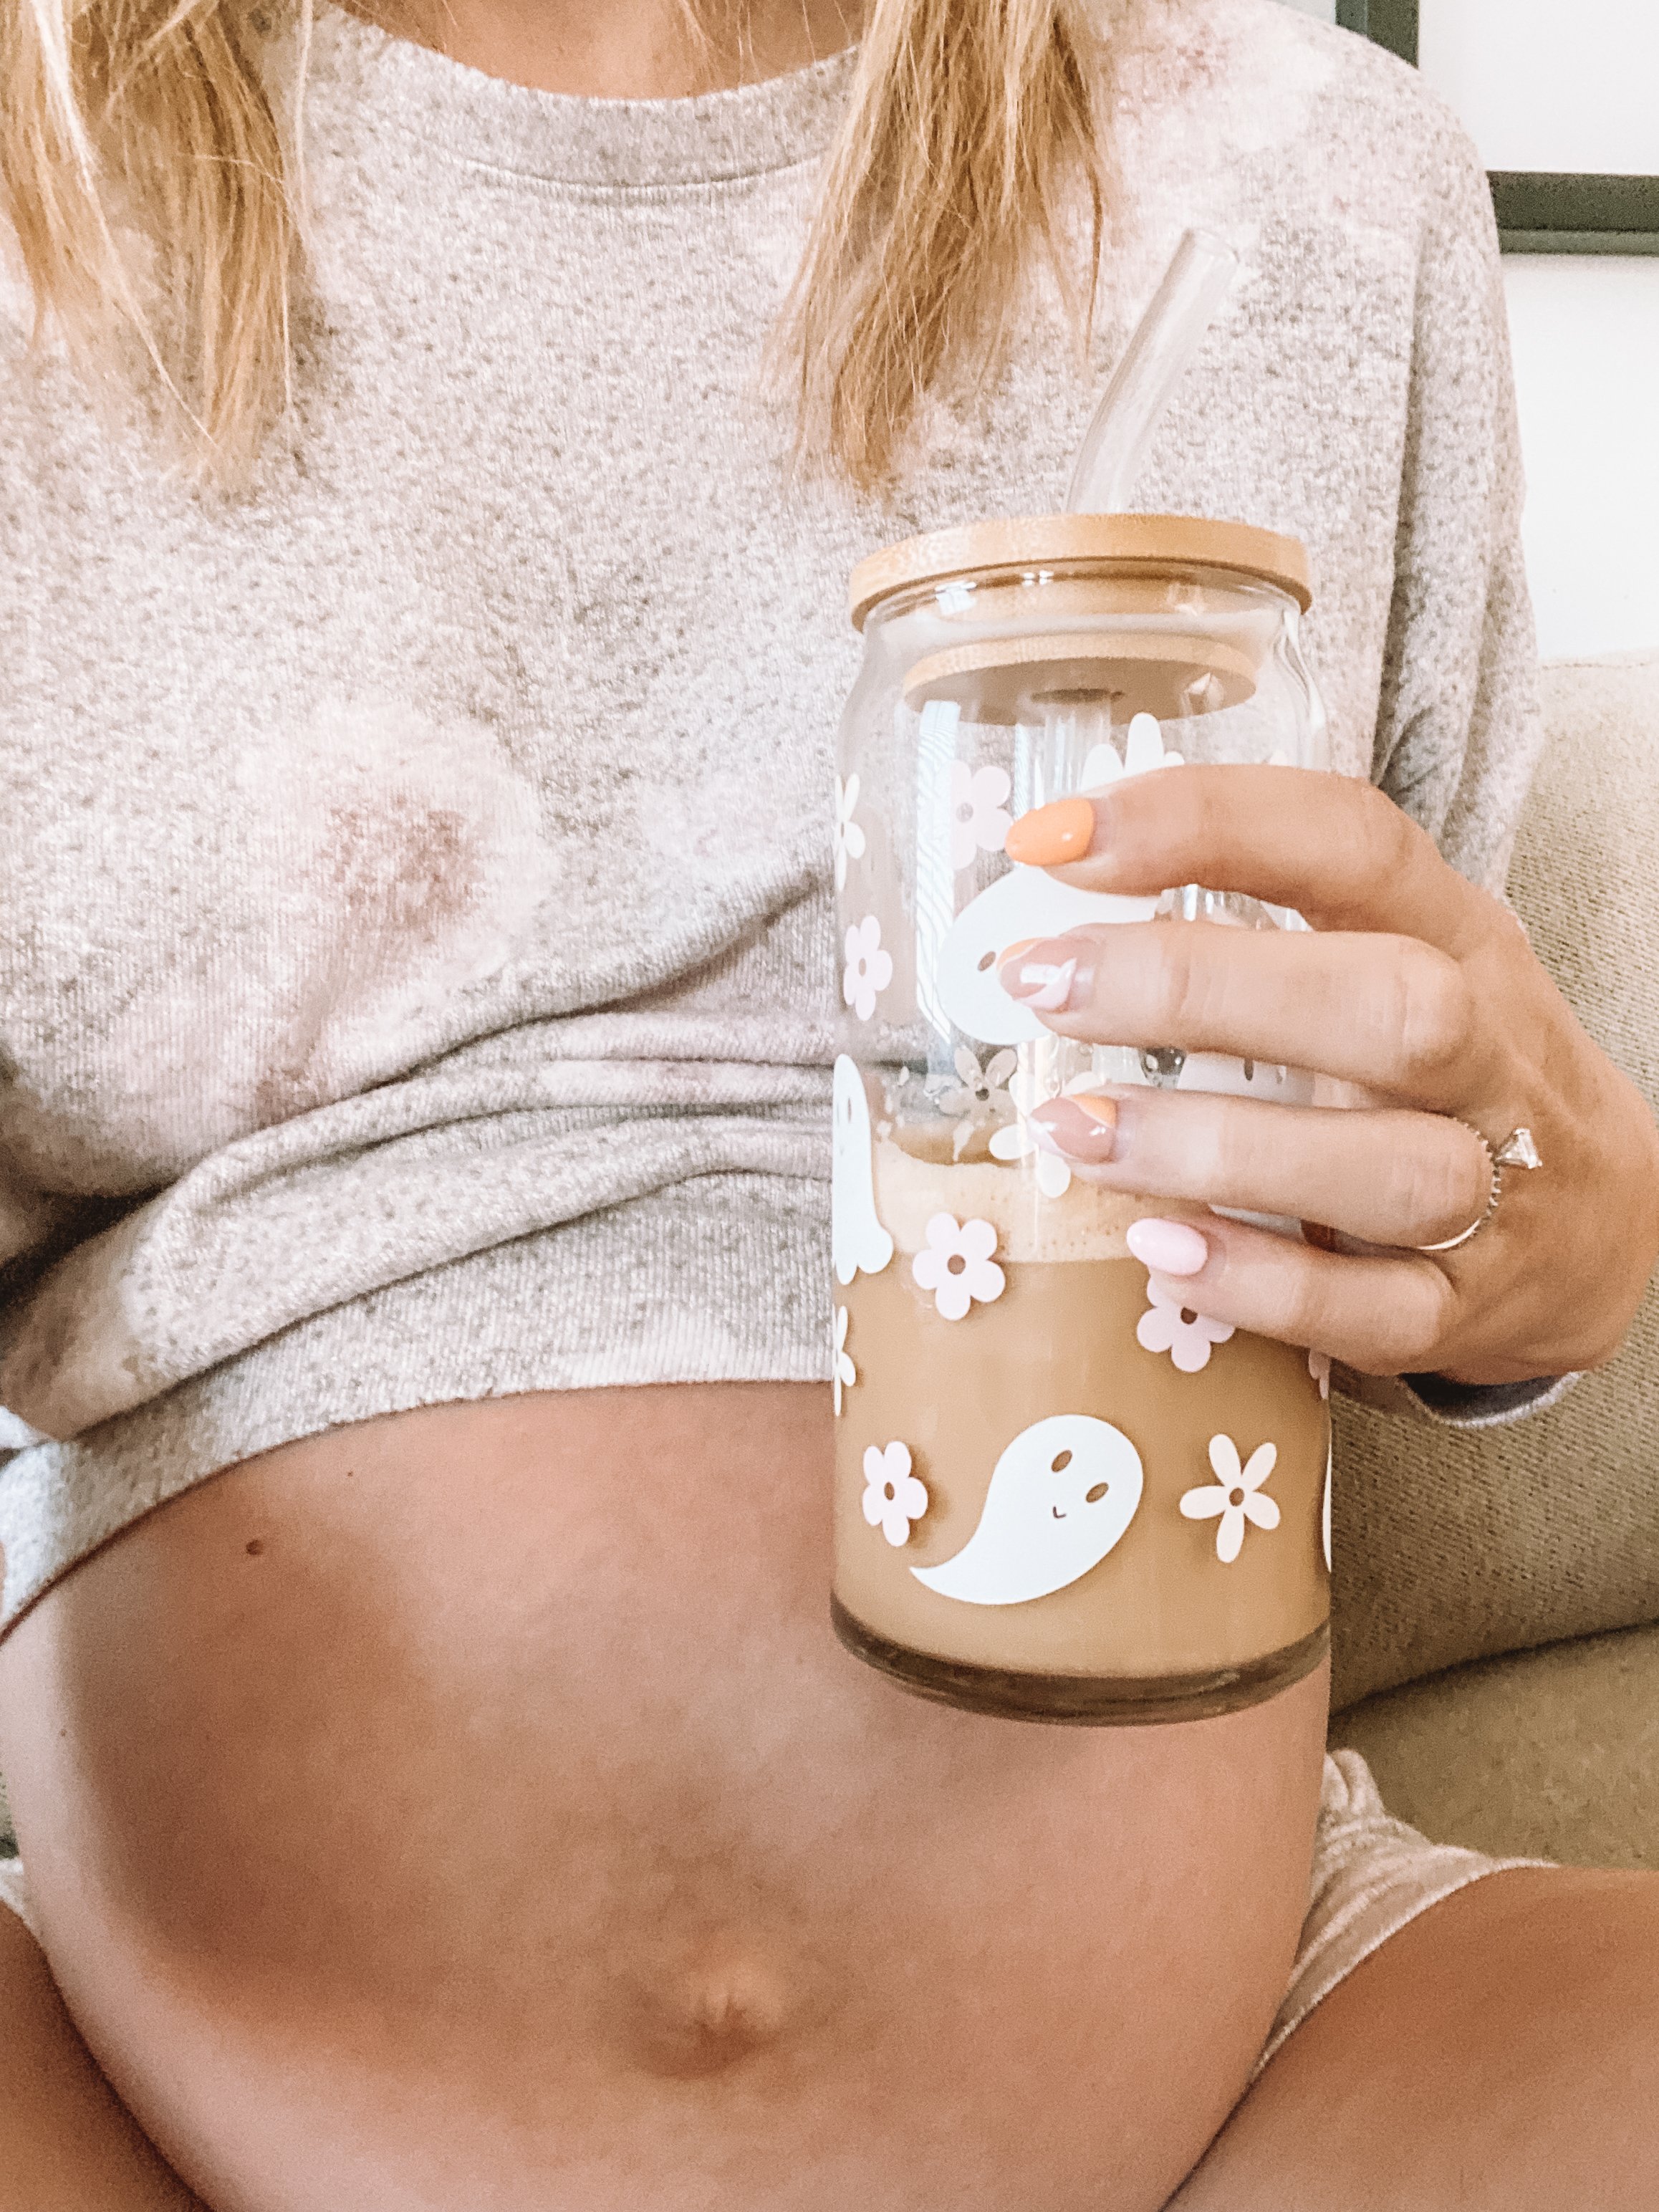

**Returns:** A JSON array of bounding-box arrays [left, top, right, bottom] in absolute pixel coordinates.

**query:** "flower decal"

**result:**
[[832, 1304, 856, 1415], [1180, 1436, 1281, 1564], [931, 1045, 1016, 1158], [932, 1044, 1016, 1120], [989, 1114, 1072, 1198], [842, 915, 893, 1022], [1080, 709, 1185, 789], [862, 1441, 928, 1547], [950, 761, 1014, 872], [1308, 1347, 1332, 1401], [989, 1066, 1095, 1199], [1136, 1277, 1236, 1373], [911, 1212, 1006, 1321], [834, 774, 867, 893]]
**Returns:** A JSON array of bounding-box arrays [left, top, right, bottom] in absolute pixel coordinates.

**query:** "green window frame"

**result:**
[[1335, 0, 1659, 254]]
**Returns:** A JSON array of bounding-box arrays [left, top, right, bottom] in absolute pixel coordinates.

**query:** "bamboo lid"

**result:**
[[848, 513, 1312, 630], [901, 630, 1261, 721]]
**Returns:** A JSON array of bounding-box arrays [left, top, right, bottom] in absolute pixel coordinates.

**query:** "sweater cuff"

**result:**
[[1333, 1365, 1579, 1430]]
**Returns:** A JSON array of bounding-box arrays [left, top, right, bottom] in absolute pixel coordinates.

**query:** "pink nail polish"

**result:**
[[1126, 1218, 1209, 1277], [1030, 1095, 1120, 1163], [998, 937, 1088, 1011]]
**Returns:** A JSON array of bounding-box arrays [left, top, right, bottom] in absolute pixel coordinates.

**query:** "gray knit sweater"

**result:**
[[0, 0, 1540, 1625]]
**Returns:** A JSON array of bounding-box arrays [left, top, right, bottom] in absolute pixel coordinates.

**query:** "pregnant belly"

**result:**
[[0, 1385, 1327, 2212]]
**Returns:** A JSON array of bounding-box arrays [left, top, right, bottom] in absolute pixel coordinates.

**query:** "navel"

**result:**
[[621, 1949, 794, 2080]]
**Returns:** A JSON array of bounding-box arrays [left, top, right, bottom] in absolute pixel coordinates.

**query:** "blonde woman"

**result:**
[[1, 0, 1656, 2203]]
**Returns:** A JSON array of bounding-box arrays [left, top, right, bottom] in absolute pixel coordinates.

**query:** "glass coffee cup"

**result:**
[[831, 514, 1333, 1724]]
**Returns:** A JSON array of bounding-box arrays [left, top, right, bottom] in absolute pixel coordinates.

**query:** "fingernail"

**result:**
[[997, 936, 1088, 1010], [1126, 1217, 1209, 1276], [1029, 1095, 1120, 1162], [1006, 797, 1097, 867]]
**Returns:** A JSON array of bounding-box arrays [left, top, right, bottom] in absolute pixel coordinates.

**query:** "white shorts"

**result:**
[[1258, 1747, 1547, 2070]]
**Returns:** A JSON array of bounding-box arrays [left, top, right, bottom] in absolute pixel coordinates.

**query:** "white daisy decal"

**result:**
[[930, 1044, 1016, 1159], [910, 1212, 1006, 1322], [1135, 1278, 1236, 1374], [832, 1304, 856, 1415], [989, 1067, 1096, 1198], [1180, 1436, 1281, 1564], [842, 915, 893, 1022], [1079, 710, 1186, 789], [949, 760, 1014, 872], [834, 774, 867, 893], [862, 1441, 928, 1547]]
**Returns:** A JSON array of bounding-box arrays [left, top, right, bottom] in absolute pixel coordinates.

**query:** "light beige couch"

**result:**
[[1, 658, 1656, 1870], [1329, 655, 1659, 1868]]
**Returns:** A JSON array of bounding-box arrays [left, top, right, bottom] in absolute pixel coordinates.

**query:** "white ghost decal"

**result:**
[[933, 869, 1158, 1047], [832, 1054, 895, 1286], [910, 1413, 1145, 1607], [931, 712, 1182, 1048]]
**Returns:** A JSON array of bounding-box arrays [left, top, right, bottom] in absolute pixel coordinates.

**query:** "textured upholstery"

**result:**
[[1330, 657, 1659, 1716], [1328, 657, 1659, 1866], [1331, 1622, 1659, 1871]]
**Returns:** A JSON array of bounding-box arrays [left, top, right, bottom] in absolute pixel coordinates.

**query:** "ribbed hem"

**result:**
[[0, 1172, 828, 1633], [1337, 1365, 1578, 1430]]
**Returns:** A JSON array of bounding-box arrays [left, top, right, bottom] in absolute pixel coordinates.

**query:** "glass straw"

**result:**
[[1065, 229, 1240, 515]]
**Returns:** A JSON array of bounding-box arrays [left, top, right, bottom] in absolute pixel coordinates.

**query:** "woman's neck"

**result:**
[[350, 0, 861, 97]]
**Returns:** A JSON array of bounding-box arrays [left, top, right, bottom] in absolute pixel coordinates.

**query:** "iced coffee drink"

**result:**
[[831, 1079, 1329, 1721], [833, 515, 1333, 1723]]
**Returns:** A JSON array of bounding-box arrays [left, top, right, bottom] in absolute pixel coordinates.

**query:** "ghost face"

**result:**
[[933, 870, 1158, 1049], [832, 1054, 895, 1287], [911, 1414, 1145, 1607]]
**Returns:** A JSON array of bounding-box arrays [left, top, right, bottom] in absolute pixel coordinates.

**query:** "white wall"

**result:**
[[1415, 0, 1659, 658], [1502, 261, 1659, 661], [1419, 0, 1659, 175], [1274, 0, 1659, 658]]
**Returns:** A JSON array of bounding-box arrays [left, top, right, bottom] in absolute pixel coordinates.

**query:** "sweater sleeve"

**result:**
[[1345, 110, 1569, 1428], [1336, 1364, 1574, 1430], [1369, 113, 1544, 898]]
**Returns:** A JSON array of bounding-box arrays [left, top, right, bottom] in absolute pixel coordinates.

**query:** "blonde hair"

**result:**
[[0, 0, 1114, 485], [1, 0, 308, 470], [781, 0, 1113, 485]]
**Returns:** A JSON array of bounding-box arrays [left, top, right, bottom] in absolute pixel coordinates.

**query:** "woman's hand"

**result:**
[[998, 768, 1659, 1385]]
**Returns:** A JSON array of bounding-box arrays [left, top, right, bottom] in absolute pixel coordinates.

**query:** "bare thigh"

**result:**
[[1170, 1864, 1659, 2210], [0, 1903, 204, 2210]]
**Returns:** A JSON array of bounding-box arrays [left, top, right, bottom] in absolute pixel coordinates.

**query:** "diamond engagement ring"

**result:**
[[1415, 1125, 1544, 1254]]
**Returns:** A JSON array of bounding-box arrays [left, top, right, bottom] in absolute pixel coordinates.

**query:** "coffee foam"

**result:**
[[872, 1136, 1169, 1264]]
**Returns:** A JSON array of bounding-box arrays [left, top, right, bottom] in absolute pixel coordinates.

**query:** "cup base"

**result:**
[[830, 1598, 1329, 1726]]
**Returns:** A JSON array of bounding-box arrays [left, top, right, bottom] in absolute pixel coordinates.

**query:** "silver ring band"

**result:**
[[1415, 1123, 1543, 1255]]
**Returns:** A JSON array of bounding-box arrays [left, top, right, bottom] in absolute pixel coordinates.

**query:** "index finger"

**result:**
[[1004, 766, 1497, 956]]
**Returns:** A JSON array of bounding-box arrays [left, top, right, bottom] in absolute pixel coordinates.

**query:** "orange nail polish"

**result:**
[[1029, 1094, 1118, 1163], [1005, 797, 1097, 867], [1072, 1095, 1119, 1131]]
